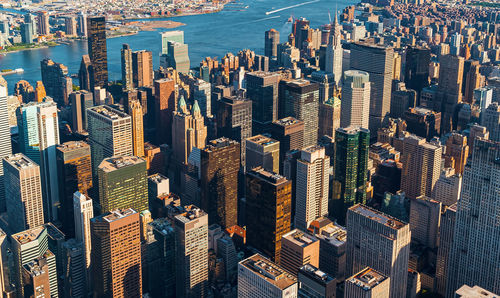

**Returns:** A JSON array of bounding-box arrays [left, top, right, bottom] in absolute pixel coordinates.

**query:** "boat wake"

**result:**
[[265, 0, 320, 15]]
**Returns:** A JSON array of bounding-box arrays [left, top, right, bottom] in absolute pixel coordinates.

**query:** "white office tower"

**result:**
[[73, 191, 93, 276], [325, 14, 343, 87], [340, 70, 370, 129], [295, 146, 330, 231], [346, 204, 410, 298], [446, 139, 500, 296], [238, 254, 298, 298], [0, 94, 12, 212]]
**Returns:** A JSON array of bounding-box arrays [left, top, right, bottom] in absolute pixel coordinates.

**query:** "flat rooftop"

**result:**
[[57, 141, 90, 152], [299, 264, 335, 285], [273, 117, 303, 127], [4, 154, 37, 170], [247, 167, 287, 185], [204, 137, 239, 152], [101, 208, 137, 223], [12, 226, 46, 245], [348, 267, 388, 290], [350, 204, 406, 230], [336, 126, 370, 135], [247, 135, 278, 147], [240, 254, 297, 290], [283, 229, 318, 248], [99, 156, 145, 172], [88, 105, 130, 120], [148, 173, 169, 184], [174, 205, 207, 224], [309, 218, 347, 247]]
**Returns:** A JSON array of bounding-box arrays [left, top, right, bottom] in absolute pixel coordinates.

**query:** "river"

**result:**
[[0, 0, 355, 91]]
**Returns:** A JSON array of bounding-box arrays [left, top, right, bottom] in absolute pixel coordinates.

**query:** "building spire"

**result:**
[[178, 95, 187, 113]]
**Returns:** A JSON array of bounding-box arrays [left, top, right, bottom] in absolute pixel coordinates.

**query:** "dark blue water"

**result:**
[[1, 0, 354, 91]]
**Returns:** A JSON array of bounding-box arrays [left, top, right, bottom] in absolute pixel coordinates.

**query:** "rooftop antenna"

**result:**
[[328, 11, 332, 23]]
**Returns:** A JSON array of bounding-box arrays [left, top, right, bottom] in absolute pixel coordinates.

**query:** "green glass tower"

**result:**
[[333, 126, 370, 224], [97, 156, 148, 214]]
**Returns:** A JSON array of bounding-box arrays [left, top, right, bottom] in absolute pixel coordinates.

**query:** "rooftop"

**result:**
[[246, 135, 278, 147], [299, 264, 335, 285], [12, 226, 45, 245], [240, 254, 297, 290], [247, 167, 287, 185], [4, 153, 37, 170], [88, 105, 130, 120], [283, 229, 318, 248], [348, 267, 388, 291], [148, 173, 169, 184], [336, 126, 370, 135], [101, 208, 137, 223], [174, 205, 207, 224], [350, 204, 406, 230], [273, 117, 303, 127], [308, 218, 347, 247], [204, 137, 239, 152], [56, 141, 90, 152], [99, 156, 145, 172]]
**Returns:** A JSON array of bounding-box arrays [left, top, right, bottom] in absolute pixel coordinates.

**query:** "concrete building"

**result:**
[[409, 196, 441, 249], [436, 55, 464, 134], [295, 146, 329, 231], [91, 209, 142, 297], [73, 191, 93, 281], [281, 229, 320, 275], [61, 238, 86, 297], [245, 134, 280, 174], [70, 90, 93, 134], [132, 50, 154, 88], [403, 107, 441, 141], [270, 117, 304, 174], [40, 58, 72, 105], [121, 44, 133, 91], [443, 133, 469, 175], [3, 154, 44, 234], [154, 78, 176, 145], [432, 167, 462, 206], [318, 97, 341, 139], [265, 29, 280, 58], [297, 264, 336, 298], [129, 100, 145, 157], [481, 102, 500, 142], [174, 205, 208, 298], [340, 70, 370, 129], [238, 253, 298, 298], [345, 267, 390, 298], [435, 203, 457, 297], [346, 205, 410, 298]]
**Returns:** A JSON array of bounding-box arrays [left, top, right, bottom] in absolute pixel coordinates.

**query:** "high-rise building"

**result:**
[[246, 71, 280, 134], [280, 229, 320, 275], [17, 100, 60, 222], [318, 97, 341, 139], [121, 44, 133, 91], [436, 54, 464, 133], [61, 238, 85, 297], [87, 105, 133, 177], [238, 253, 298, 298], [3, 154, 44, 234], [455, 285, 498, 297], [350, 42, 394, 132], [409, 196, 441, 248], [404, 46, 431, 99], [310, 71, 335, 103], [161, 30, 184, 55], [174, 205, 208, 298], [40, 58, 72, 105], [307, 217, 347, 281], [435, 203, 456, 296], [132, 50, 154, 88], [11, 226, 58, 298], [129, 100, 145, 157], [73, 192, 93, 282], [78, 55, 92, 92], [295, 146, 329, 231], [172, 97, 207, 164], [446, 139, 500, 296], [192, 79, 212, 117], [345, 267, 390, 298], [56, 141, 92, 237], [280, 79, 319, 147], [346, 204, 410, 298], [0, 94, 12, 212], [245, 167, 291, 263], [154, 78, 176, 145], [403, 107, 441, 141], [245, 135, 280, 174], [325, 18, 343, 86], [77, 12, 86, 37], [166, 42, 190, 74], [37, 11, 50, 35], [390, 81, 417, 118], [216, 96, 252, 166], [481, 102, 500, 142], [87, 16, 108, 89], [91, 209, 142, 298], [200, 138, 240, 228], [98, 156, 147, 213], [400, 135, 442, 199], [443, 133, 469, 175], [333, 126, 369, 224], [340, 70, 370, 129], [22, 256, 52, 297], [147, 218, 176, 297], [264, 29, 280, 58], [298, 264, 337, 298], [70, 90, 93, 134], [432, 167, 462, 206], [271, 117, 304, 174], [21, 22, 34, 44], [64, 16, 77, 36]]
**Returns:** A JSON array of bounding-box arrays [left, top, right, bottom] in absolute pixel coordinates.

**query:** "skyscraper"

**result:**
[[295, 146, 329, 231], [238, 254, 297, 298], [435, 203, 456, 297], [345, 267, 390, 298], [340, 70, 370, 129], [346, 204, 410, 298], [87, 16, 108, 89], [246, 71, 280, 134], [350, 42, 394, 132], [87, 105, 133, 177], [325, 16, 343, 86], [20, 22, 34, 44], [121, 44, 133, 91], [436, 54, 464, 133], [56, 141, 92, 237], [98, 156, 148, 213], [174, 205, 208, 298], [3, 154, 44, 234], [298, 264, 337, 298], [65, 16, 77, 36], [132, 50, 154, 88], [70, 90, 93, 134], [403, 107, 441, 141], [245, 135, 280, 174], [245, 167, 291, 263], [404, 46, 431, 99], [17, 100, 60, 222], [446, 139, 500, 295], [400, 135, 442, 199], [61, 238, 86, 297], [160, 30, 184, 55], [37, 11, 50, 35], [91, 209, 142, 297], [333, 126, 369, 224], [318, 97, 341, 139], [73, 191, 93, 284], [192, 79, 212, 117], [77, 12, 86, 37], [172, 97, 207, 165], [432, 167, 462, 206], [409, 196, 441, 248], [154, 78, 176, 145], [200, 138, 240, 228], [40, 58, 72, 105], [166, 42, 190, 74], [264, 29, 280, 58], [280, 229, 320, 275], [481, 102, 500, 141], [78, 55, 92, 92], [0, 94, 12, 212], [129, 100, 145, 157], [280, 79, 320, 147], [270, 117, 304, 174], [443, 132, 469, 175]]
